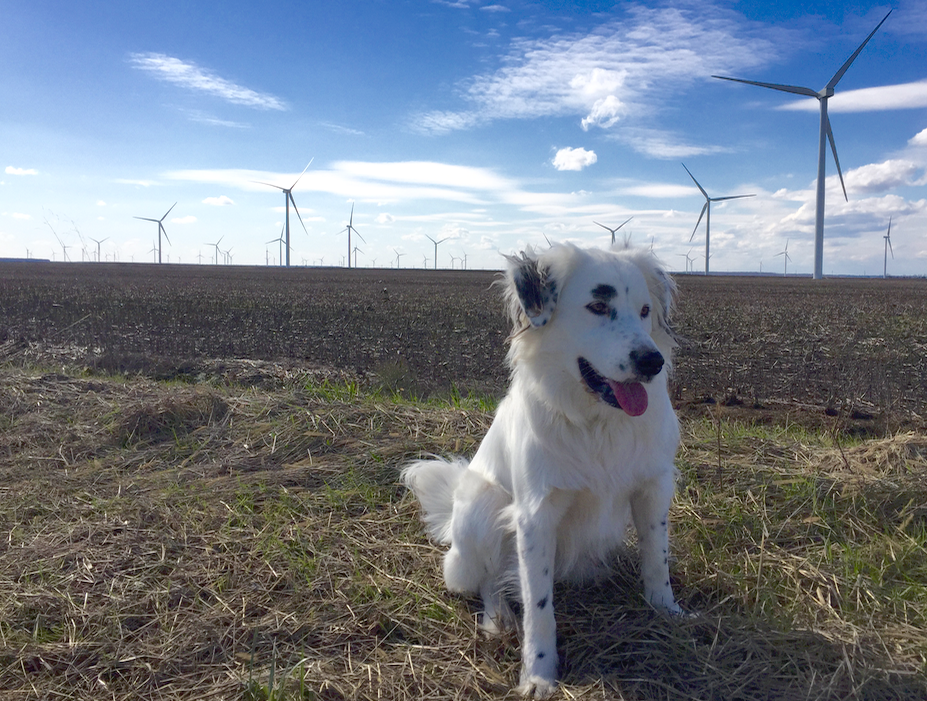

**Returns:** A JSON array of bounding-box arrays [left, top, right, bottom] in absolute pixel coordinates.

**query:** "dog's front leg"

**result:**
[[631, 472, 681, 614], [514, 491, 564, 698]]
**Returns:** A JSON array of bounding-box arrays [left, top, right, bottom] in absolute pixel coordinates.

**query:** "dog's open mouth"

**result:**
[[578, 357, 648, 416]]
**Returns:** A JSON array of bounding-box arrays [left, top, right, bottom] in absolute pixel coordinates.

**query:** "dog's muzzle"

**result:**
[[578, 351, 663, 416]]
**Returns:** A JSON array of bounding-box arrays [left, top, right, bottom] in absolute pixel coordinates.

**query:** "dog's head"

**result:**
[[504, 243, 676, 417]]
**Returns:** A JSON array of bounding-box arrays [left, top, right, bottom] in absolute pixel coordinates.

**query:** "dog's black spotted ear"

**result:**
[[506, 251, 558, 328]]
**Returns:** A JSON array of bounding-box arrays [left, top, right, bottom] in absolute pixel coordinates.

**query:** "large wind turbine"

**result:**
[[254, 161, 312, 267], [134, 203, 175, 264], [338, 203, 366, 269], [594, 216, 633, 246], [682, 164, 754, 275], [883, 217, 894, 279], [89, 236, 108, 262], [713, 10, 892, 280], [425, 234, 450, 270]]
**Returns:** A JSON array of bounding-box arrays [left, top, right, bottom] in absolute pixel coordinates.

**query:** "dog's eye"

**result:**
[[585, 301, 610, 316], [641, 305, 651, 319]]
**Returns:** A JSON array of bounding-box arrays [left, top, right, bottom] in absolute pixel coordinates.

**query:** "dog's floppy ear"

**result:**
[[634, 250, 677, 355], [505, 250, 559, 329]]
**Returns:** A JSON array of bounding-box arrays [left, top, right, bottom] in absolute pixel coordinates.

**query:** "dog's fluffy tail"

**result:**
[[401, 457, 469, 545]]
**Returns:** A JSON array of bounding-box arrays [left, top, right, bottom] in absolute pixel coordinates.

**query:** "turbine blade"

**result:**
[[134, 217, 158, 222], [689, 202, 708, 242], [712, 75, 818, 98], [254, 180, 286, 191], [616, 215, 633, 230], [888, 237, 894, 257], [825, 115, 848, 201], [161, 202, 177, 221], [289, 194, 310, 235], [713, 194, 756, 202], [160, 224, 170, 245], [593, 221, 614, 233], [355, 230, 367, 244], [826, 10, 892, 90], [887, 216, 892, 237], [291, 159, 314, 189], [682, 163, 709, 199]]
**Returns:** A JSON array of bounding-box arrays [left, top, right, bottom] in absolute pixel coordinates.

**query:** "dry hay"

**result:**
[[0, 363, 925, 700]]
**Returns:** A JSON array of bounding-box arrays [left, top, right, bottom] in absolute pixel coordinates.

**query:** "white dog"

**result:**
[[402, 243, 682, 698]]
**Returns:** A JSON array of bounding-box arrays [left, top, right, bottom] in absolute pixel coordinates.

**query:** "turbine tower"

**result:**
[[254, 161, 312, 267], [338, 203, 366, 268], [682, 164, 754, 275], [883, 217, 894, 279], [89, 236, 108, 262], [134, 203, 175, 264], [594, 216, 633, 245], [713, 10, 892, 280], [777, 239, 792, 276], [425, 234, 450, 270]]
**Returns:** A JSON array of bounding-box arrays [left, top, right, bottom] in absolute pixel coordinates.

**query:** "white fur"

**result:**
[[402, 243, 682, 698]]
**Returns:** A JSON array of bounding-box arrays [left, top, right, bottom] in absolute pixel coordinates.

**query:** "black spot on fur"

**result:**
[[537, 596, 548, 610], [537, 652, 546, 659], [591, 283, 617, 301]]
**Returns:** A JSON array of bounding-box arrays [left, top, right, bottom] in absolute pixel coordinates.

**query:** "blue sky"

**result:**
[[2, 0, 926, 275]]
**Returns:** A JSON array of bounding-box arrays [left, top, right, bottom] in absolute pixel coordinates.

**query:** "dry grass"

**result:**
[[1, 360, 925, 700]]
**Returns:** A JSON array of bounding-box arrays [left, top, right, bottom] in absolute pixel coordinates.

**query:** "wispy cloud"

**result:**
[[5, 166, 38, 176], [779, 80, 927, 113], [552, 147, 597, 171], [128, 53, 287, 110], [412, 4, 779, 138], [171, 215, 197, 224], [203, 195, 235, 206]]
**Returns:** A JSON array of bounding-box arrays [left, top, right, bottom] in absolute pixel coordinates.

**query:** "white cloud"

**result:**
[[910, 128, 927, 147], [581, 95, 626, 130], [128, 53, 286, 110], [413, 5, 777, 134], [780, 80, 927, 113], [203, 195, 235, 206], [376, 213, 395, 224], [552, 147, 597, 171], [171, 216, 197, 224], [11, 212, 31, 220], [5, 166, 38, 176], [847, 160, 926, 194], [481, 4, 510, 12], [96, 200, 106, 206]]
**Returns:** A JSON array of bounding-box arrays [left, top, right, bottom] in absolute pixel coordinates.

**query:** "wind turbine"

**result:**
[[883, 217, 894, 279], [206, 236, 223, 265], [338, 204, 366, 268], [713, 10, 892, 280], [89, 236, 108, 263], [682, 164, 754, 275], [267, 224, 286, 266], [393, 248, 405, 268], [352, 245, 363, 268], [776, 239, 792, 275], [254, 161, 312, 267], [594, 216, 633, 246], [425, 234, 450, 270], [134, 203, 175, 264]]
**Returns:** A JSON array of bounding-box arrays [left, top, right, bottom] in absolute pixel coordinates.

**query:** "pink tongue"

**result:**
[[606, 380, 648, 416]]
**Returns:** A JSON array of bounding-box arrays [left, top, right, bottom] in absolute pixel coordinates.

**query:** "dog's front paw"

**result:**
[[517, 673, 557, 699]]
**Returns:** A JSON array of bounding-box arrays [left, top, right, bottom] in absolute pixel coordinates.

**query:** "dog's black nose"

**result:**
[[630, 349, 664, 379]]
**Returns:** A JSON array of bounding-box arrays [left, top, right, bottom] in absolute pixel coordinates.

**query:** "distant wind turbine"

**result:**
[[134, 203, 175, 264], [206, 236, 223, 265], [254, 160, 312, 267], [352, 245, 363, 268], [682, 164, 754, 275], [267, 224, 286, 267], [425, 234, 450, 270], [393, 248, 405, 268], [338, 204, 366, 268], [89, 236, 108, 263], [713, 9, 892, 280], [776, 239, 792, 276], [883, 217, 894, 279], [594, 216, 633, 246]]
